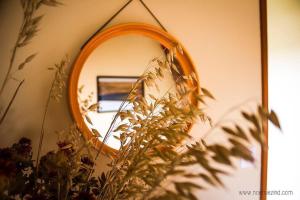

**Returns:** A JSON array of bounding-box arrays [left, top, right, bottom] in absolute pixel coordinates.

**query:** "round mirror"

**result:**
[[68, 23, 199, 153]]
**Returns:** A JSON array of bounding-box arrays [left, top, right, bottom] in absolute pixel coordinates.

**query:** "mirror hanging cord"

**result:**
[[81, 0, 167, 49]]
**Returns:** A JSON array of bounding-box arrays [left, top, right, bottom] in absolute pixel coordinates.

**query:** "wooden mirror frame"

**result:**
[[68, 23, 199, 154]]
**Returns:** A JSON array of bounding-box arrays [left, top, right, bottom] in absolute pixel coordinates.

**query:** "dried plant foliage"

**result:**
[[1, 0, 62, 95], [0, 0, 62, 126], [0, 44, 281, 200], [92, 47, 280, 200], [48, 57, 69, 102]]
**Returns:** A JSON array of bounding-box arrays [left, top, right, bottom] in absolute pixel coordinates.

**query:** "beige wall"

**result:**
[[0, 0, 262, 199], [268, 0, 300, 199]]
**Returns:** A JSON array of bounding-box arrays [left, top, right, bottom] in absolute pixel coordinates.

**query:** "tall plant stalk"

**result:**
[[0, 80, 25, 125], [0, 39, 21, 98], [36, 57, 68, 173], [35, 79, 55, 172], [94, 57, 161, 160]]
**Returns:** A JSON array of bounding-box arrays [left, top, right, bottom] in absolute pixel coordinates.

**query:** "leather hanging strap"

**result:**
[[81, 0, 167, 49]]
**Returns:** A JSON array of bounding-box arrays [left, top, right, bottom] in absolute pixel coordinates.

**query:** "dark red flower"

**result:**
[[0, 148, 16, 176], [12, 137, 32, 157]]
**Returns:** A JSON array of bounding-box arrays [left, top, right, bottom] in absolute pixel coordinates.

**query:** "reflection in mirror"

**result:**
[[78, 35, 177, 150]]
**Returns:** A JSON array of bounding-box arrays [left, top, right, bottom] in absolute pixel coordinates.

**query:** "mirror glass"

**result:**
[[77, 34, 177, 150]]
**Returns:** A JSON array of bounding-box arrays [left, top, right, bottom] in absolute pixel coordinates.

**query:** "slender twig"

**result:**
[[101, 101, 160, 200], [0, 8, 28, 98], [94, 58, 158, 160], [36, 78, 55, 173], [86, 82, 141, 193], [0, 80, 25, 125], [96, 65, 170, 199], [0, 43, 19, 98], [0, 1, 28, 98], [100, 76, 187, 200]]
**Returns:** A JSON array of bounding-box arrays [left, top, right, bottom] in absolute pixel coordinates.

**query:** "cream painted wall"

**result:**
[[0, 0, 262, 199], [267, 0, 300, 199]]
